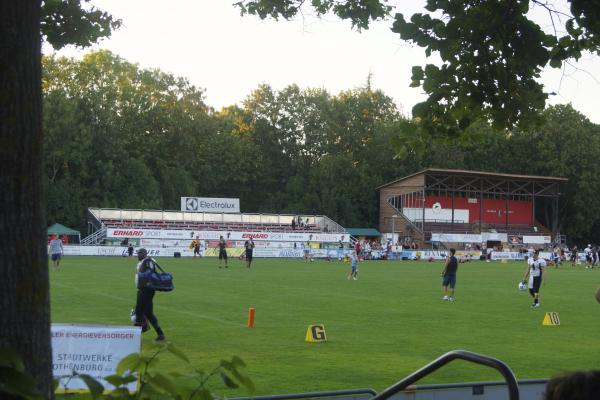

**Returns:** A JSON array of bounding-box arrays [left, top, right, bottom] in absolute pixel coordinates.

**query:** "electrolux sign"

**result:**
[[181, 197, 240, 213]]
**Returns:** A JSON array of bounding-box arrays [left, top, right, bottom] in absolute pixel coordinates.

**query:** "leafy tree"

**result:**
[[512, 105, 600, 242], [235, 1, 600, 135], [43, 90, 94, 227], [43, 51, 214, 216], [41, 0, 121, 49]]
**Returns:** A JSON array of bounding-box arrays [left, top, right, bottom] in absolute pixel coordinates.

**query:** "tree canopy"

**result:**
[[235, 0, 600, 135], [42, 0, 121, 49], [42, 50, 600, 243]]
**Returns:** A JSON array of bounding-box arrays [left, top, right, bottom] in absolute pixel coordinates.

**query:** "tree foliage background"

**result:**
[[44, 51, 600, 243]]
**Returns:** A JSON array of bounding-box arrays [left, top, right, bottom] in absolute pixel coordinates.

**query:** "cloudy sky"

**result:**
[[51, 0, 600, 123]]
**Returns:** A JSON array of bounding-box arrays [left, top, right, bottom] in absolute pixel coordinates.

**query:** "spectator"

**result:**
[[291, 218, 296, 230], [544, 370, 600, 400]]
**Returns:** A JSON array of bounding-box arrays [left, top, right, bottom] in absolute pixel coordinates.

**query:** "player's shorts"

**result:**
[[586, 255, 592, 262], [219, 249, 227, 260], [442, 274, 456, 288], [529, 276, 542, 293], [304, 250, 310, 256], [51, 253, 61, 261], [246, 250, 253, 261], [194, 248, 200, 255], [351, 265, 358, 273]]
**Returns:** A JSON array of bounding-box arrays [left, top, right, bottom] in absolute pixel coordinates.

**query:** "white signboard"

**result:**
[[63, 245, 360, 258], [180, 197, 240, 213], [106, 228, 349, 243], [404, 207, 469, 223], [52, 324, 141, 392], [523, 235, 552, 244], [482, 232, 508, 242], [431, 233, 483, 243], [491, 251, 525, 260]]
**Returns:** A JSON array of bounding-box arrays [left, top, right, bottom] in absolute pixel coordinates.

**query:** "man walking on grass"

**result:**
[[441, 248, 458, 302]]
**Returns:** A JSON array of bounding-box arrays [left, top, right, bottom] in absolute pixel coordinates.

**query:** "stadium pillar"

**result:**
[[532, 182, 536, 227]]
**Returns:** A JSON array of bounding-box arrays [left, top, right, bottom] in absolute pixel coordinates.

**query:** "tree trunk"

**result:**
[[0, 1, 52, 398]]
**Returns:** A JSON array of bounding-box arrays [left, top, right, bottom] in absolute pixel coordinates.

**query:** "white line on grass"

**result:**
[[52, 282, 244, 327]]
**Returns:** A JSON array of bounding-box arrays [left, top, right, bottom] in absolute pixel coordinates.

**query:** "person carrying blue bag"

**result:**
[[134, 248, 166, 342]]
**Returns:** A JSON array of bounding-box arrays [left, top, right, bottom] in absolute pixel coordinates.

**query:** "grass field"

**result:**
[[50, 256, 600, 396]]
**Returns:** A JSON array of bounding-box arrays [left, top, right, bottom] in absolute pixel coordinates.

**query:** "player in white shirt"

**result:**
[[584, 244, 592, 268], [522, 250, 547, 308]]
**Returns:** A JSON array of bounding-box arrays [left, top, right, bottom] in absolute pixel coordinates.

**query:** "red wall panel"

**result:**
[[422, 196, 532, 224]]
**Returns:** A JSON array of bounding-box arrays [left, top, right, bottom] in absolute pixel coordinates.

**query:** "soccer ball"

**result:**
[[130, 308, 137, 323], [518, 282, 527, 291]]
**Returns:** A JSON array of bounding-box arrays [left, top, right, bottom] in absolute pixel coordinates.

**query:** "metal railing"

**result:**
[[232, 350, 538, 400], [233, 389, 377, 400], [386, 199, 424, 234], [80, 226, 106, 245], [372, 350, 519, 400]]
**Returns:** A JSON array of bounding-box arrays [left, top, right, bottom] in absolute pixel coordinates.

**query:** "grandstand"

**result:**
[[378, 169, 567, 247], [83, 208, 346, 245]]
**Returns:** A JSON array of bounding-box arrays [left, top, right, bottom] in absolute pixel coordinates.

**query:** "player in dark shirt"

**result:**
[[441, 248, 458, 302], [244, 238, 255, 268], [193, 240, 201, 259], [218, 236, 228, 268]]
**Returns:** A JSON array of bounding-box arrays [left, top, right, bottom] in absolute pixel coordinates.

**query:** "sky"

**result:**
[[51, 0, 600, 123]]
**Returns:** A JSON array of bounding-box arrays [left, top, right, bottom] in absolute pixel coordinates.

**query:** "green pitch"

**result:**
[[50, 256, 600, 396]]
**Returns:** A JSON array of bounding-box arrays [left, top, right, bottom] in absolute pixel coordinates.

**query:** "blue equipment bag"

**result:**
[[138, 260, 174, 292]]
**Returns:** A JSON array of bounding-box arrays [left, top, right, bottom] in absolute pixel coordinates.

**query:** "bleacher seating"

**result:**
[[101, 218, 322, 233], [423, 222, 473, 234]]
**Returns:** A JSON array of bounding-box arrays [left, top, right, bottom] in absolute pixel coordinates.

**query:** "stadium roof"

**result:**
[[376, 168, 568, 190], [346, 228, 381, 237], [47, 223, 80, 235]]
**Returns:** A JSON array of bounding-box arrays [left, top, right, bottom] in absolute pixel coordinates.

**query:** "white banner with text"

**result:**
[[106, 228, 349, 243], [431, 233, 483, 243], [180, 197, 240, 213], [52, 324, 141, 392], [523, 235, 552, 244]]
